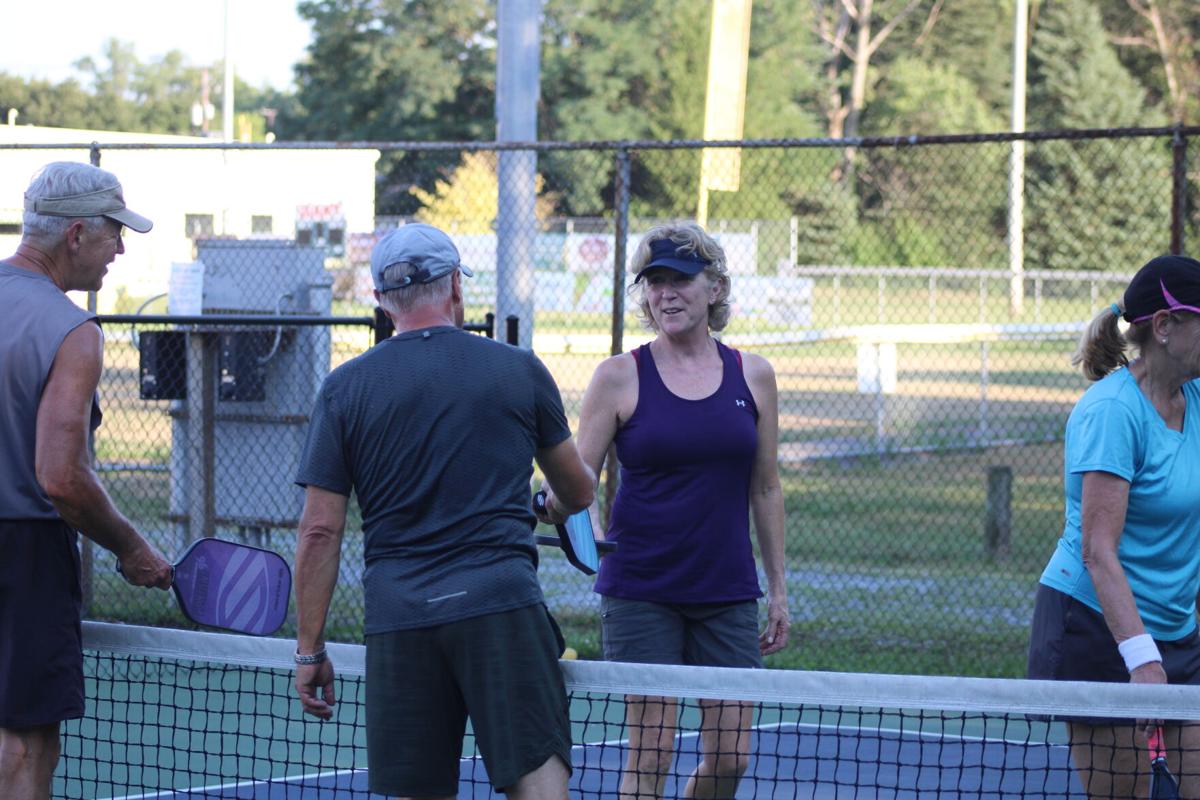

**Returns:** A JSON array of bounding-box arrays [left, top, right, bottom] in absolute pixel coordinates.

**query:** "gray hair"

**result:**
[[628, 223, 732, 333], [376, 261, 454, 316], [22, 161, 118, 241]]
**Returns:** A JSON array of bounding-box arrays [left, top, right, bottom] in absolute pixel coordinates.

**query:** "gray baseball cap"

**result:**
[[24, 183, 153, 233], [371, 224, 474, 291]]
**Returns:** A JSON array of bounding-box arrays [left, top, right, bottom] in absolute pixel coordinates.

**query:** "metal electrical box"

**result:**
[[168, 240, 333, 539], [139, 331, 188, 400]]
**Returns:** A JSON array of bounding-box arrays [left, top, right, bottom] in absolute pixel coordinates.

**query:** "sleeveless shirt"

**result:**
[[0, 262, 102, 520], [595, 341, 763, 603]]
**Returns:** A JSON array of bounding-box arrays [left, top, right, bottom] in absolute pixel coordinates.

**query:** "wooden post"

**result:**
[[985, 466, 1012, 560]]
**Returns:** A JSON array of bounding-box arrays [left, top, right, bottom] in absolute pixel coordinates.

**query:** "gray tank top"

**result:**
[[0, 262, 102, 520]]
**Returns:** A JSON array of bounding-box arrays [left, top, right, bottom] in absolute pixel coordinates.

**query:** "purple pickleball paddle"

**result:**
[[171, 538, 292, 636]]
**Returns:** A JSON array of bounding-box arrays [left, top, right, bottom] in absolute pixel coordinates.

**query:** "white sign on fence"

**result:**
[[168, 261, 205, 316]]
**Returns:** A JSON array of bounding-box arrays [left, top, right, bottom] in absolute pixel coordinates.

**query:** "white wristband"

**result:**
[[1117, 633, 1161, 672]]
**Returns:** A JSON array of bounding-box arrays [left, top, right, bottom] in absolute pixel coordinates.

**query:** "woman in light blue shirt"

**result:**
[[1028, 255, 1200, 797]]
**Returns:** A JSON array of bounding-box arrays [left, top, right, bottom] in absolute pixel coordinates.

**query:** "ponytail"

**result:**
[[1071, 304, 1129, 381]]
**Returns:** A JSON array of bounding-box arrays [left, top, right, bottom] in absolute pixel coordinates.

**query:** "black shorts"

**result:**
[[601, 596, 763, 668], [364, 604, 571, 796], [1027, 584, 1200, 724], [0, 519, 85, 729]]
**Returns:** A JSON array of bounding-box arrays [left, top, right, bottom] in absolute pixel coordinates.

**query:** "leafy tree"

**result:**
[[410, 150, 557, 232], [0, 38, 281, 137], [0, 75, 95, 129], [707, 0, 827, 224], [895, 0, 1013, 118], [283, 0, 496, 214], [856, 58, 1007, 267], [540, 0, 709, 218], [541, 0, 823, 223], [1104, 0, 1200, 124], [786, 180, 859, 265], [811, 0, 941, 185], [1024, 0, 1169, 271], [73, 39, 142, 130]]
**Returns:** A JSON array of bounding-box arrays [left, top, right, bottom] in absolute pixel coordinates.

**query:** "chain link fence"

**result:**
[[2, 126, 1196, 677]]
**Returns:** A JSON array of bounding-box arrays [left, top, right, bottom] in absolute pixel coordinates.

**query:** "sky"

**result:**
[[1, 0, 312, 90]]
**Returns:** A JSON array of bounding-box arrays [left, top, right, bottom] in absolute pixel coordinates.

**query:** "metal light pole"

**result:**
[[495, 0, 541, 349], [1007, 0, 1029, 317], [223, 0, 235, 143]]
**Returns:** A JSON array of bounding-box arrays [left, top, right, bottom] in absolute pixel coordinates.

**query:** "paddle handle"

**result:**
[[535, 533, 616, 553], [1149, 726, 1167, 761]]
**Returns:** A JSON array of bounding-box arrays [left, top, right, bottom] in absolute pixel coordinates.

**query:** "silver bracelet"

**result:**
[[294, 648, 328, 665]]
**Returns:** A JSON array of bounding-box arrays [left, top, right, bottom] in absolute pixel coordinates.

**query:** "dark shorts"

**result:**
[[0, 519, 85, 729], [600, 596, 763, 668], [364, 604, 571, 796], [1027, 584, 1200, 724]]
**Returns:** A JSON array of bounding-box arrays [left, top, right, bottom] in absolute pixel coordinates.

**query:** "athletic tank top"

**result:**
[[595, 341, 763, 603], [0, 262, 102, 519]]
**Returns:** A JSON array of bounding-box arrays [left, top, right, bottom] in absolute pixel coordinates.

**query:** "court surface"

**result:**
[[102, 720, 1084, 799]]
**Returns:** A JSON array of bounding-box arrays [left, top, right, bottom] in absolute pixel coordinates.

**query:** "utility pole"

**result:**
[[1007, 0, 1029, 317], [495, 0, 541, 349], [222, 0, 235, 142]]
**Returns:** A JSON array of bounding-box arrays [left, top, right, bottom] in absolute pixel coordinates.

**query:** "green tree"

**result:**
[[283, 0, 496, 214], [1104, 0, 1200, 124], [73, 39, 142, 131], [706, 0, 827, 224], [541, 0, 823, 221], [0, 75, 95, 129], [1024, 0, 1170, 271], [540, 0, 710, 217], [859, 58, 1007, 267], [880, 0, 1013, 119]]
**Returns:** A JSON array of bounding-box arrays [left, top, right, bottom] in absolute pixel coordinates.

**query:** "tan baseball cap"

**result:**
[[24, 183, 153, 233]]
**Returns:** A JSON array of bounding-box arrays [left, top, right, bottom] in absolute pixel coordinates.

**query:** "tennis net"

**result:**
[[57, 621, 1200, 799]]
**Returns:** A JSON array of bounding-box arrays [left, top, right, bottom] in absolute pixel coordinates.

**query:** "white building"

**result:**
[[0, 123, 379, 312]]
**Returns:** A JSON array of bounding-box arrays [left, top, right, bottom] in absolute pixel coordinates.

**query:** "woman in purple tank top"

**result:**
[[544, 223, 790, 799]]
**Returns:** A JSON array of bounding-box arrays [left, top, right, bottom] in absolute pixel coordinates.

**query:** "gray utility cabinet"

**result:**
[[169, 240, 332, 544]]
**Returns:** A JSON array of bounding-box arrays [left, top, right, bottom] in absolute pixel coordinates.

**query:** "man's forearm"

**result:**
[[46, 466, 145, 557], [295, 525, 344, 652]]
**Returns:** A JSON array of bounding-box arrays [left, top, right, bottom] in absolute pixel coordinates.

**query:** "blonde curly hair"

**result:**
[[628, 223, 732, 333]]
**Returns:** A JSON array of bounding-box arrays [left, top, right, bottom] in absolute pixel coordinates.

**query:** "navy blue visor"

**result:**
[[634, 238, 711, 282]]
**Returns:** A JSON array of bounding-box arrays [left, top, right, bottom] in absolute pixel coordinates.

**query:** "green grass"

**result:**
[[98, 441, 1060, 678], [88, 297, 1090, 679]]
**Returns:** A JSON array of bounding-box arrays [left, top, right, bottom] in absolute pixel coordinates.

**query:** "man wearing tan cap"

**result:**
[[0, 162, 172, 800]]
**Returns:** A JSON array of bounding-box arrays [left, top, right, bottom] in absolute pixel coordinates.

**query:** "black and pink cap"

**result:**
[[1121, 255, 1200, 323]]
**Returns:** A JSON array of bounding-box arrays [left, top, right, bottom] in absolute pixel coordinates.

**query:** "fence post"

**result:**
[[789, 215, 798, 268], [603, 148, 632, 526], [373, 306, 394, 344], [833, 274, 841, 325], [985, 466, 1012, 560], [611, 148, 630, 358], [928, 275, 936, 324], [505, 314, 520, 346], [979, 341, 990, 445], [186, 333, 216, 541], [1171, 127, 1187, 256]]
